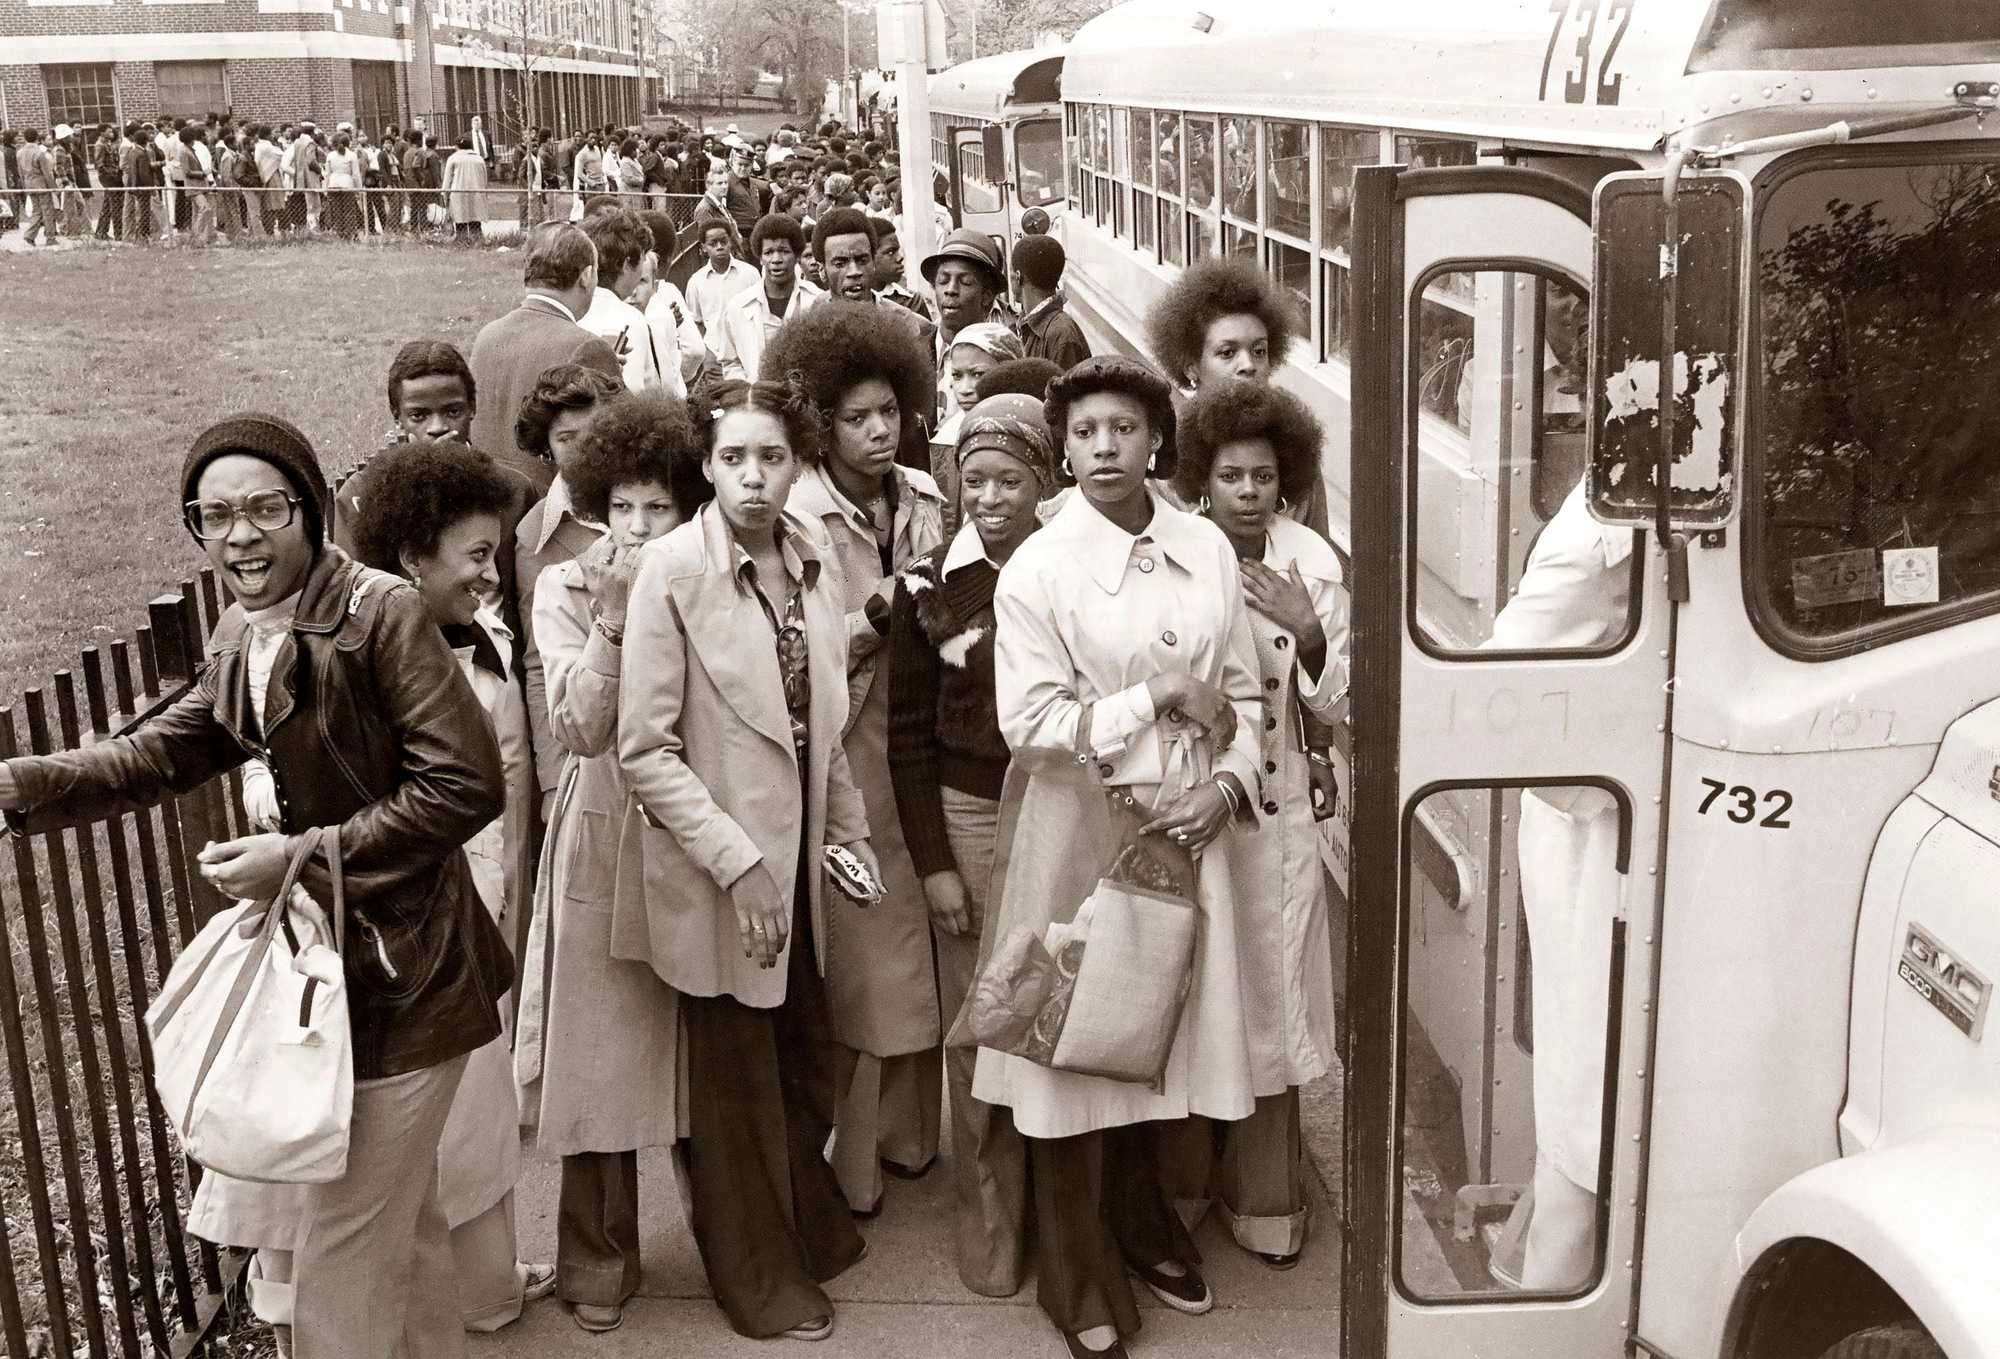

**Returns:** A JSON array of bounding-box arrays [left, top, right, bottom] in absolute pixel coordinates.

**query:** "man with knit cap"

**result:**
[[0, 412, 510, 1359]]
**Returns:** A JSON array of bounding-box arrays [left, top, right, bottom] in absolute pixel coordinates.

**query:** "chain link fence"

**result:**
[[2, 185, 708, 249]]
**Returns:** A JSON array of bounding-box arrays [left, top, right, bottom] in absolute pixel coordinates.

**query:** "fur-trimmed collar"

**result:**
[[901, 550, 997, 669]]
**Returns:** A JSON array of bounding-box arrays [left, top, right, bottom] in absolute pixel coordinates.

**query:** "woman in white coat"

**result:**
[[1168, 379, 1347, 1268], [986, 356, 1265, 1359], [515, 390, 701, 1333]]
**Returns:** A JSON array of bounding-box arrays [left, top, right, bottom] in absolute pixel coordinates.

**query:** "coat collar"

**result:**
[[664, 502, 832, 754], [1048, 487, 1208, 594], [526, 475, 604, 556], [791, 462, 943, 542]]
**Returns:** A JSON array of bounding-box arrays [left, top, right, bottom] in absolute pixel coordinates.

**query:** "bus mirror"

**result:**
[[982, 124, 1007, 181], [1589, 173, 1745, 529]]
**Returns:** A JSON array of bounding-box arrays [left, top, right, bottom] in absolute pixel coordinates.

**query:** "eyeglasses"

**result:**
[[184, 490, 302, 540]]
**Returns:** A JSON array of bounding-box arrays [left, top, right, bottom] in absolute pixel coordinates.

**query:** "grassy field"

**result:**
[[0, 239, 524, 707]]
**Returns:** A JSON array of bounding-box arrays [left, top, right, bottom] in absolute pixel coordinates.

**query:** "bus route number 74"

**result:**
[[1540, 0, 1635, 107]]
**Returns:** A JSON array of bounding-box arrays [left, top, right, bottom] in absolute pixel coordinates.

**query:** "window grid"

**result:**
[[45, 64, 117, 130]]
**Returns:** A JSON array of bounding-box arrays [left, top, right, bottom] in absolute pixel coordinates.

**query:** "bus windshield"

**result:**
[[1016, 119, 1063, 207], [1754, 152, 2000, 649]]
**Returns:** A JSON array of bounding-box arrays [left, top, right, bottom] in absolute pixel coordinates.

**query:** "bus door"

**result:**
[[1340, 163, 1675, 1359], [949, 125, 1009, 242]]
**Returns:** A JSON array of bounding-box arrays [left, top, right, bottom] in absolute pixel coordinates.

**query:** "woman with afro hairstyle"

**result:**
[[614, 378, 875, 1341], [516, 389, 699, 1333], [1164, 377, 1347, 1270], [1144, 257, 1329, 533], [762, 299, 950, 1217], [351, 437, 557, 1331]]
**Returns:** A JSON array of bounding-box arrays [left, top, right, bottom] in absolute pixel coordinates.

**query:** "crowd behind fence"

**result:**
[[3, 184, 708, 247], [0, 571, 252, 1358]]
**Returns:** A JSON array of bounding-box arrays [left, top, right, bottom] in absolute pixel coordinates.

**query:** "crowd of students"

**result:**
[[0, 198, 1347, 1359], [0, 112, 941, 252]]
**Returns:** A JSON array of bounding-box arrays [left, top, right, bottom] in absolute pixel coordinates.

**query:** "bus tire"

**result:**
[[1815, 1322, 1945, 1359]]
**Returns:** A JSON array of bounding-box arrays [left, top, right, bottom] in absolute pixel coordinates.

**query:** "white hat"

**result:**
[[726, 123, 740, 134], [53, 123, 73, 139]]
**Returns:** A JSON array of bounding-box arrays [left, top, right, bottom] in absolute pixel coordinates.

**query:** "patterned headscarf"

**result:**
[[956, 393, 1058, 490]]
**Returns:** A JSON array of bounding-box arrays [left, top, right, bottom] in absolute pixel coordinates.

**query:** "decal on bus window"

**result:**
[[1790, 549, 1879, 610], [1539, 0, 1634, 107], [1882, 547, 1941, 608], [1696, 778, 1792, 828]]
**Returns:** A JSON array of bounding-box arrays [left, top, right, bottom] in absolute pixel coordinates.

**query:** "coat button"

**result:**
[[1264, 716, 1277, 731], [1265, 677, 1279, 691], [1275, 635, 1289, 650], [1099, 763, 1115, 777], [1137, 558, 1155, 573], [1162, 630, 1177, 646], [1262, 800, 1279, 816], [1265, 760, 1277, 774]]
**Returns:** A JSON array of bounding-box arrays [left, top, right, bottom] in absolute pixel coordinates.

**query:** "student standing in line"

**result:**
[[984, 357, 1265, 1359], [517, 389, 701, 1334], [1167, 378, 1347, 1270], [613, 378, 876, 1342], [885, 392, 1061, 1297], [763, 302, 948, 1217]]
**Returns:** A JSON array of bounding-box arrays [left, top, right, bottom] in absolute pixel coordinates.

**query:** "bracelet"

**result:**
[[1208, 775, 1241, 818]]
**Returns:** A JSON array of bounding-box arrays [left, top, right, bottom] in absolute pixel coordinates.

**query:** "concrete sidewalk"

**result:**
[[472, 1075, 1350, 1358]]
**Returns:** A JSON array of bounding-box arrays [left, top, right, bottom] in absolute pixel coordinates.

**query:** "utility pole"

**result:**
[[882, 0, 939, 287]]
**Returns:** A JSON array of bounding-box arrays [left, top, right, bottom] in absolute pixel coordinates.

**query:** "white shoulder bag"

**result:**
[[146, 826, 353, 1183]]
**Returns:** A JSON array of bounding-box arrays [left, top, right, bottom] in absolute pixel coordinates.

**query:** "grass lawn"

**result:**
[[0, 239, 524, 707]]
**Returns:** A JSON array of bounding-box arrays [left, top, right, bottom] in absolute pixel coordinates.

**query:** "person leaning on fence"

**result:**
[[0, 414, 512, 1359]]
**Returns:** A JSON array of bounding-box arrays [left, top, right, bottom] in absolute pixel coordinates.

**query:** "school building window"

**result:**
[[156, 62, 229, 121], [44, 64, 117, 130]]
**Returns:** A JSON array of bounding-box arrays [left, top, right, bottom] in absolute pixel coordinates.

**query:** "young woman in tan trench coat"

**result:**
[[610, 378, 879, 1342], [514, 390, 699, 1334]]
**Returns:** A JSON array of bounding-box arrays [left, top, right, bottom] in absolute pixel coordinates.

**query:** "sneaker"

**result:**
[[572, 1301, 622, 1333], [521, 1261, 558, 1302], [781, 1314, 833, 1341]]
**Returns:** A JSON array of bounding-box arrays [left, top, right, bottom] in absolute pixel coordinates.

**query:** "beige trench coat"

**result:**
[[1229, 514, 1348, 1095], [976, 491, 1266, 1137], [515, 561, 683, 1155], [787, 463, 946, 1056], [611, 503, 870, 1005]]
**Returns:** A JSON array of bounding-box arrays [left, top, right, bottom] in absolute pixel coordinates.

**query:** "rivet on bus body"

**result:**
[[1868, 87, 1880, 99], [1514, 401, 1524, 411], [1731, 92, 1743, 105], [1719, 738, 1730, 748], [1641, 1002, 1651, 1013], [1801, 88, 1814, 102], [1761, 87, 1774, 99], [1655, 724, 1664, 733]]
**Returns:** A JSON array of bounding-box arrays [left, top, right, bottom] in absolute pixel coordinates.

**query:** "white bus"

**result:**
[[927, 46, 1067, 275], [1060, 3, 2000, 1359]]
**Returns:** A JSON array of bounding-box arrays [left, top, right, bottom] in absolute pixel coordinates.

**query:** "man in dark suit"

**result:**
[[467, 221, 623, 492]]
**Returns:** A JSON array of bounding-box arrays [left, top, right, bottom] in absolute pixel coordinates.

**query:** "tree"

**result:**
[[937, 0, 1121, 60]]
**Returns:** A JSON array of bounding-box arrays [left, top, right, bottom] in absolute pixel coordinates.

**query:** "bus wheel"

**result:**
[[1816, 1322, 1945, 1359]]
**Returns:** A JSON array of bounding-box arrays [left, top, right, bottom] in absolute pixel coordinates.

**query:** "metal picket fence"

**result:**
[[0, 570, 252, 1358], [2, 185, 706, 248]]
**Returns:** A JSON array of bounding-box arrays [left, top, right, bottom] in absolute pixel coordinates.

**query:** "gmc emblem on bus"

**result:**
[[1898, 924, 1991, 1042]]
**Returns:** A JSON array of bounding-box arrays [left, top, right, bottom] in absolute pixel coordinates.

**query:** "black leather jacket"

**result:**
[[4, 547, 512, 1079]]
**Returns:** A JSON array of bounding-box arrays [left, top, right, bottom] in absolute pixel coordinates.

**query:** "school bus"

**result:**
[[1061, 2, 2000, 1357], [927, 46, 1067, 267]]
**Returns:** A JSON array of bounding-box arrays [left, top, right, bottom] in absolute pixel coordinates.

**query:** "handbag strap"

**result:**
[[182, 829, 324, 1118]]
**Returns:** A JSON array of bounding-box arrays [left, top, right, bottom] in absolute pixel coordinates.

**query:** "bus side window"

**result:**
[[1409, 269, 1637, 655]]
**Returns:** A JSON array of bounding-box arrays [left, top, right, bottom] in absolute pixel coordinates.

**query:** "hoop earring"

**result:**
[[1061, 456, 1073, 480], [1277, 496, 1290, 513], [1147, 452, 1157, 474], [1197, 496, 1211, 514]]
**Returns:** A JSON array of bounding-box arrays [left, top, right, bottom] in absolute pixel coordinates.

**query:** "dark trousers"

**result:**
[[556, 1150, 641, 1306], [174, 187, 191, 231], [95, 189, 121, 238], [681, 895, 864, 1338], [1029, 1123, 1193, 1337]]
